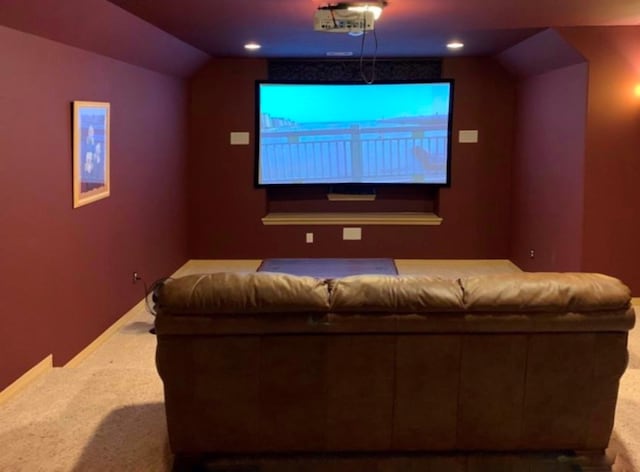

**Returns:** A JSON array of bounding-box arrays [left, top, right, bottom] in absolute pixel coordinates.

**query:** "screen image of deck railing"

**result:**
[[260, 124, 448, 184]]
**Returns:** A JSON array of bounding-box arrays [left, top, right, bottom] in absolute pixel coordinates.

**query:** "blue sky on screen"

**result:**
[[260, 83, 450, 123]]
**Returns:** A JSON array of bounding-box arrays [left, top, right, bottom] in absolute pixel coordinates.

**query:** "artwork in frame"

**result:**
[[73, 101, 110, 208]]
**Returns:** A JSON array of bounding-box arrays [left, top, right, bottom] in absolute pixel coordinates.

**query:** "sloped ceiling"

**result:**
[[2, 0, 640, 75], [107, 0, 640, 58], [0, 0, 209, 77]]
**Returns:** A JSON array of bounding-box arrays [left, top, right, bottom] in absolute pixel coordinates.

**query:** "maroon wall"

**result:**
[[559, 27, 640, 292], [188, 57, 515, 259], [0, 26, 189, 390], [509, 62, 588, 271]]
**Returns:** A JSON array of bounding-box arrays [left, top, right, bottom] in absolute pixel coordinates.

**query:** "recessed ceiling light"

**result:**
[[326, 51, 354, 57], [447, 41, 464, 50], [244, 42, 261, 51]]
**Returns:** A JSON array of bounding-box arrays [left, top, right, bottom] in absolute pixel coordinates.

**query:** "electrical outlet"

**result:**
[[529, 249, 535, 259], [132, 271, 142, 284], [306, 232, 314, 244]]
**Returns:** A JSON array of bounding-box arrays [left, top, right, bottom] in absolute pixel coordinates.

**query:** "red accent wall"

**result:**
[[559, 27, 640, 291], [509, 63, 587, 271], [0, 26, 189, 390], [188, 57, 515, 259]]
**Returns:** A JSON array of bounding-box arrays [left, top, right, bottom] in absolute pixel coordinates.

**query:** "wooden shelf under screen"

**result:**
[[261, 212, 443, 226], [326, 193, 376, 201]]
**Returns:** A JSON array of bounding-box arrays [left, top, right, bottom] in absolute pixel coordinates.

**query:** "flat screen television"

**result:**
[[255, 80, 454, 188]]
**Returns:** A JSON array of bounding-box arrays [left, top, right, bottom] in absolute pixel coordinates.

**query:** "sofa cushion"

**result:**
[[329, 275, 464, 312], [461, 272, 631, 312], [156, 272, 330, 314]]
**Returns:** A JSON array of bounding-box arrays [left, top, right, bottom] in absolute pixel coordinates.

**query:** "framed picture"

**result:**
[[73, 101, 110, 208]]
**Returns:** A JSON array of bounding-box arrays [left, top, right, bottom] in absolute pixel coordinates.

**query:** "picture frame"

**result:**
[[73, 101, 110, 208]]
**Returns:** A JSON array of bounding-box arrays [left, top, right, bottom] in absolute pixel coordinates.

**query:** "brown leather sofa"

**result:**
[[154, 271, 635, 465]]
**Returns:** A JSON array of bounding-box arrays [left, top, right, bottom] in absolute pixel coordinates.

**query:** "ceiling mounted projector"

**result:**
[[314, 1, 387, 34]]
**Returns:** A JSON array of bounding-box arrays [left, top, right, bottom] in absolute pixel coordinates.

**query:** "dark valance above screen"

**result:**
[[267, 59, 442, 82]]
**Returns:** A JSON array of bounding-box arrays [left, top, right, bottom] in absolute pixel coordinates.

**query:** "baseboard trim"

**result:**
[[64, 299, 146, 368], [0, 354, 53, 405], [1, 296, 150, 403]]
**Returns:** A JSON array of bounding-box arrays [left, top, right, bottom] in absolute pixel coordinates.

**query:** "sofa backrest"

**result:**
[[328, 275, 464, 312], [156, 272, 330, 314], [154, 271, 635, 334], [461, 272, 631, 312]]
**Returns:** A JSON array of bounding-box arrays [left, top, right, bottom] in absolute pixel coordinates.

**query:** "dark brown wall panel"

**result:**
[[0, 26, 189, 390], [506, 26, 640, 293], [560, 27, 640, 293], [509, 62, 587, 271], [188, 57, 515, 258]]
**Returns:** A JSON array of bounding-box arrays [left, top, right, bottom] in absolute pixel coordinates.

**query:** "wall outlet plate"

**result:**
[[343, 227, 362, 240]]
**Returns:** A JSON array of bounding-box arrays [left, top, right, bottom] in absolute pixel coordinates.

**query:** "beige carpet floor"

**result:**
[[0, 261, 637, 471], [0, 306, 171, 472], [609, 312, 640, 472]]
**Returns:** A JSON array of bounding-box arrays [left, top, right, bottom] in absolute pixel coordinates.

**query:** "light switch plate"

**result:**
[[459, 130, 479, 143], [230, 132, 250, 145]]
